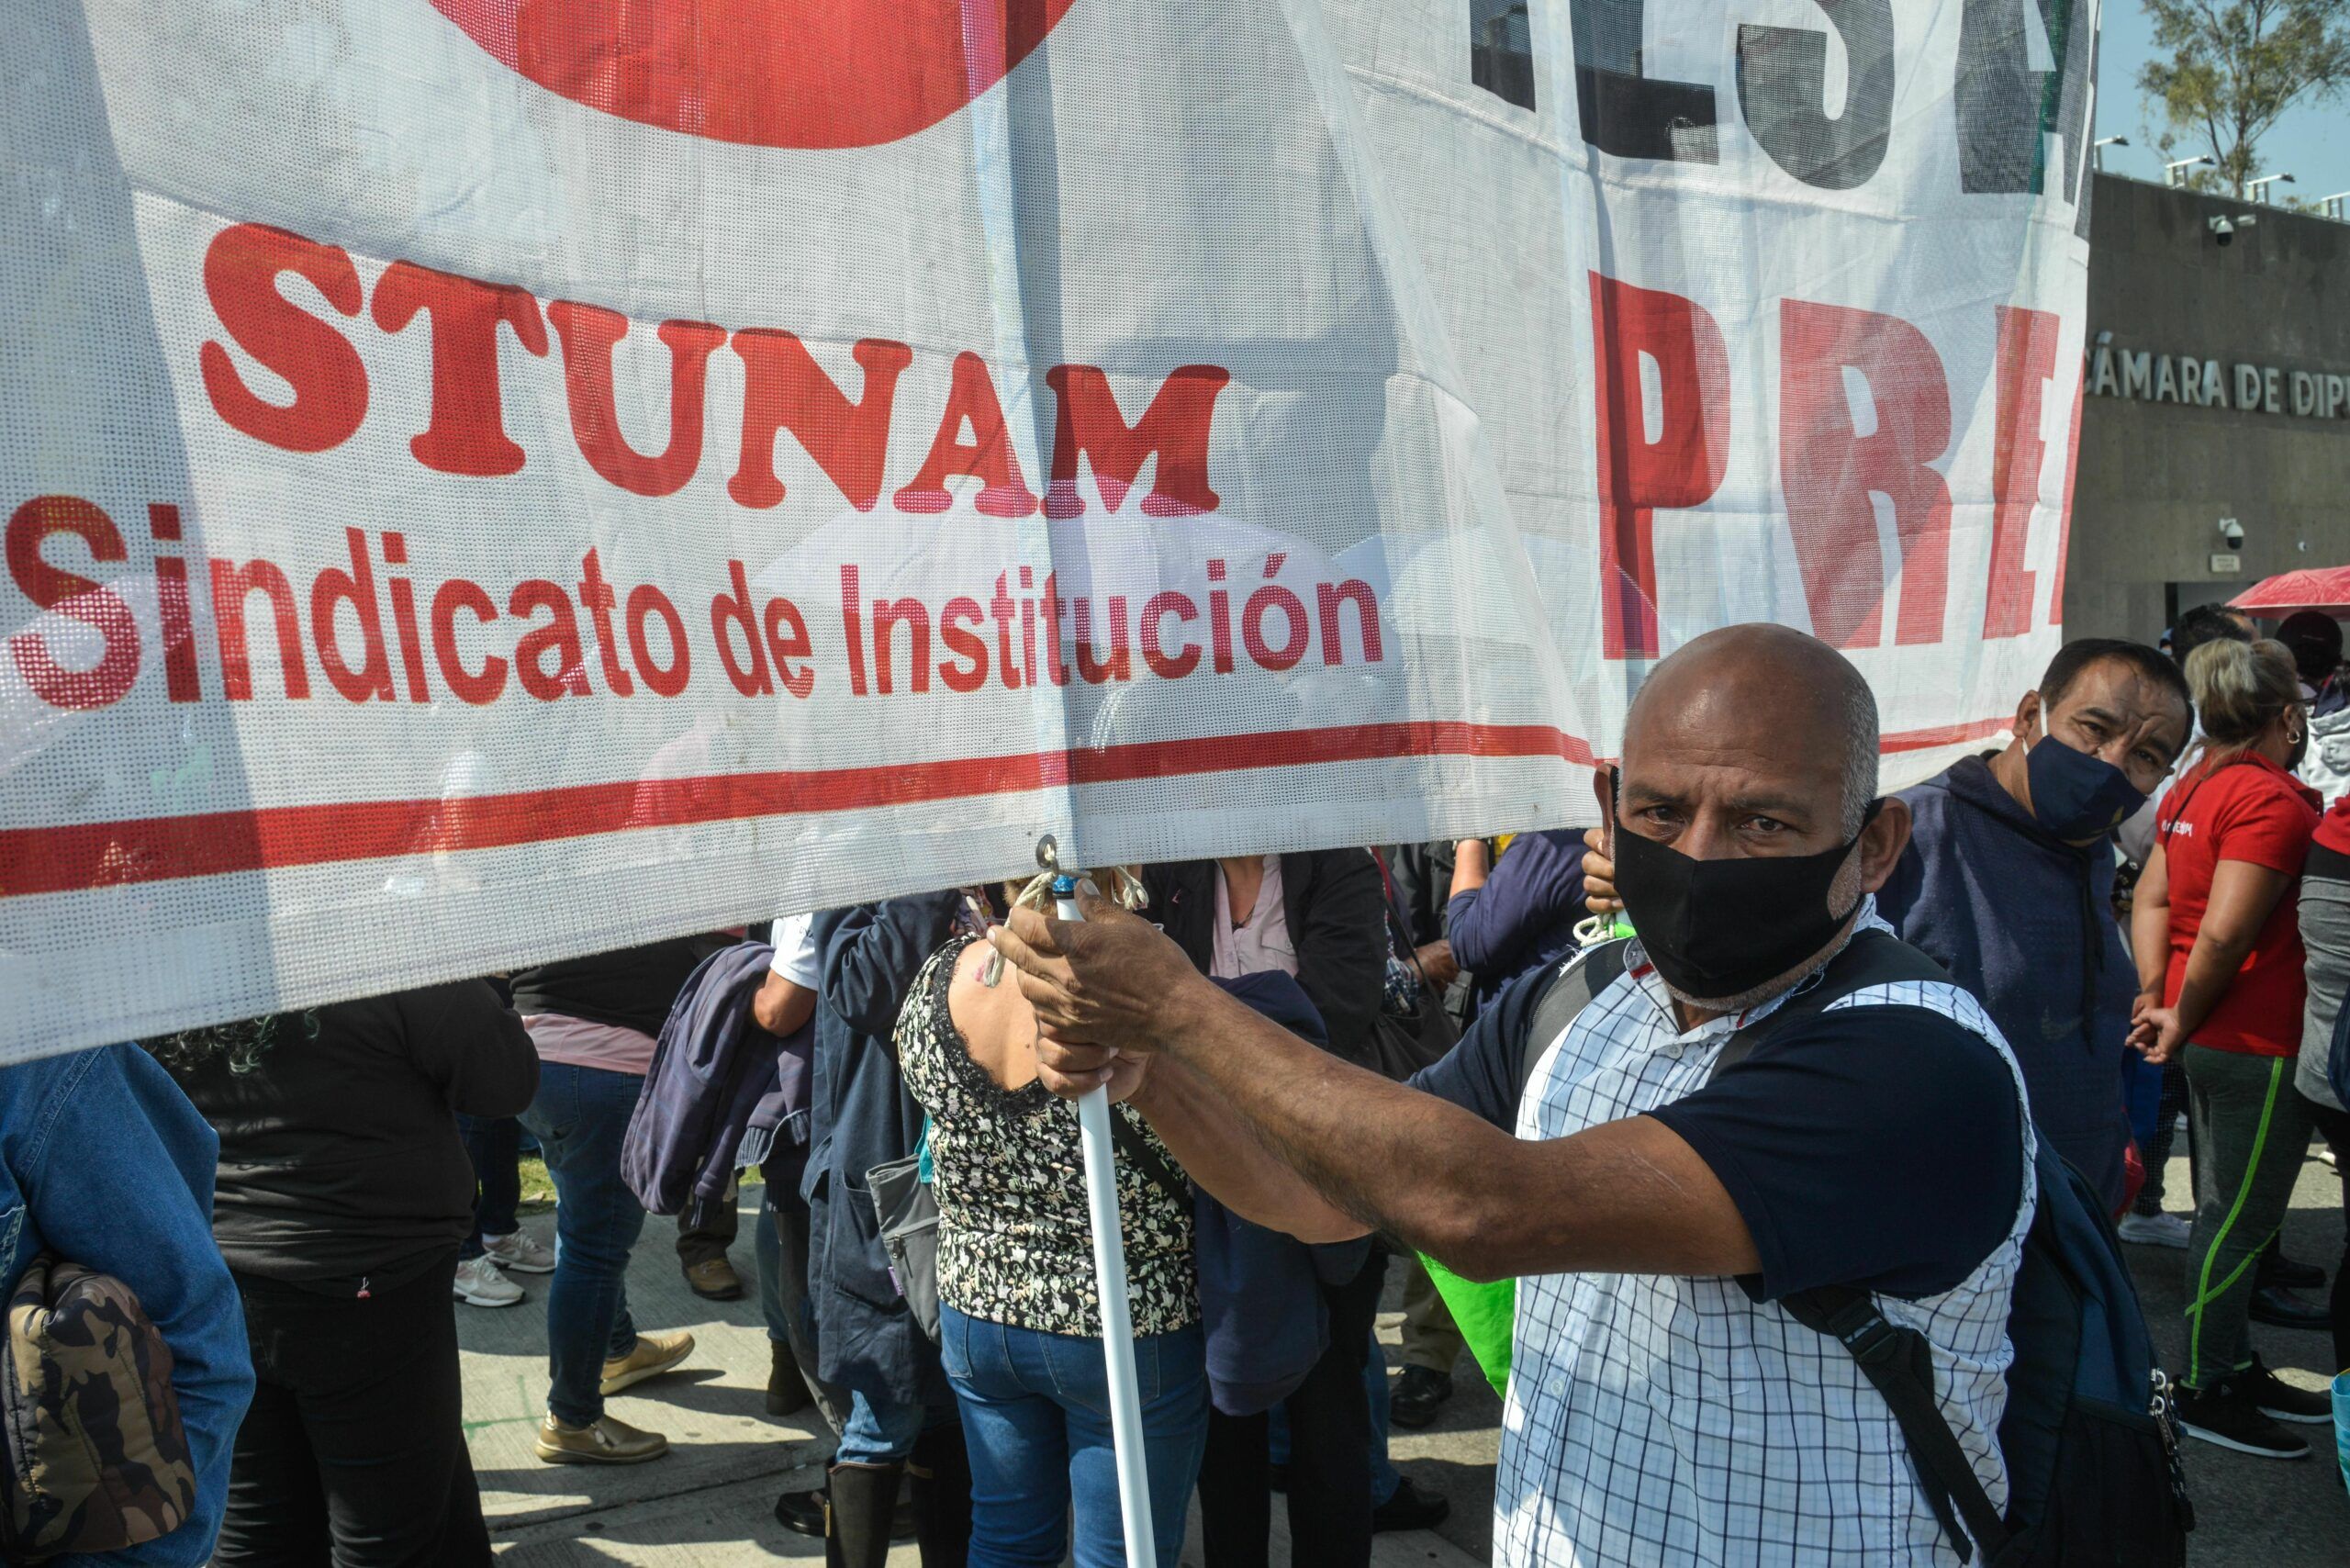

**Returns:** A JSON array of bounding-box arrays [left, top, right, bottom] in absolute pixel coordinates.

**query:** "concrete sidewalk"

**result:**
[[463, 1151, 2350, 1565], [459, 1191, 1482, 1565]]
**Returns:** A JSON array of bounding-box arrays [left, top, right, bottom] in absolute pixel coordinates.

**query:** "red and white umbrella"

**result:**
[[2231, 568, 2350, 616]]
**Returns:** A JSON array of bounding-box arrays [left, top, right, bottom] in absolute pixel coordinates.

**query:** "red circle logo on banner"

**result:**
[[424, 0, 1080, 150]]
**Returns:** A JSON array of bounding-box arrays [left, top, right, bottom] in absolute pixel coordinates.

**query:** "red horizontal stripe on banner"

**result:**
[[0, 721, 1593, 899], [1879, 715, 2011, 753]]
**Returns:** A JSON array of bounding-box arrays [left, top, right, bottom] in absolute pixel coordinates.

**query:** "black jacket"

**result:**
[[1146, 851, 1387, 1065], [509, 937, 712, 1036], [172, 981, 537, 1294]]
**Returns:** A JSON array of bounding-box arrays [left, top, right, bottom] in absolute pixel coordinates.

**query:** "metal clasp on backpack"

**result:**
[[2148, 1369, 2198, 1533]]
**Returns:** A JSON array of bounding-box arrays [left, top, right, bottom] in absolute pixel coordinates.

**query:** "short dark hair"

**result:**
[[2169, 603, 2254, 669], [2276, 610, 2344, 686], [2039, 637, 2192, 726]]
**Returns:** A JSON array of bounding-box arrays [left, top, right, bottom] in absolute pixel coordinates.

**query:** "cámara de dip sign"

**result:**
[[2087, 338, 2350, 421]]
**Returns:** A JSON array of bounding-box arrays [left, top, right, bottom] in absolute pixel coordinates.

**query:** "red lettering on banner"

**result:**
[[509, 578, 590, 699], [870, 595, 932, 696], [1142, 590, 1202, 679], [430, 577, 507, 704], [151, 506, 203, 704], [576, 549, 635, 697], [764, 597, 816, 700], [1985, 306, 2059, 639], [712, 560, 773, 697], [311, 527, 397, 703], [730, 334, 912, 510], [1042, 365, 1231, 518], [380, 532, 433, 703], [896, 353, 1038, 518], [5, 497, 140, 711], [2048, 379, 2084, 627], [939, 597, 990, 693], [841, 565, 868, 696], [1071, 596, 1132, 684], [1240, 556, 1309, 672], [1317, 580, 1383, 666], [371, 263, 549, 477], [210, 556, 309, 700], [199, 225, 370, 454], [549, 303, 727, 498], [1590, 274, 1729, 660], [1778, 299, 1953, 648], [626, 584, 691, 697]]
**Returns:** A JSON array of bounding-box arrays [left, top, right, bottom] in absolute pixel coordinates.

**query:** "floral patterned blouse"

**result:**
[[897, 935, 1199, 1338]]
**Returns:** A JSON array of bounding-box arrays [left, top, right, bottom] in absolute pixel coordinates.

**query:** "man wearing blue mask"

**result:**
[[1876, 639, 2191, 1215]]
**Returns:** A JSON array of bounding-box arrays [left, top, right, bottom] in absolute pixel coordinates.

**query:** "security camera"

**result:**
[[2209, 214, 2235, 245], [2220, 519, 2245, 549]]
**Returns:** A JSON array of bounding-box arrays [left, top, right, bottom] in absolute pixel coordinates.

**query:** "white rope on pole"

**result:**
[[1051, 868, 1158, 1568]]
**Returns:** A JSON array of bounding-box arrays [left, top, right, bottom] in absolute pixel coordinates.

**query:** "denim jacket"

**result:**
[[0, 1047, 253, 1564]]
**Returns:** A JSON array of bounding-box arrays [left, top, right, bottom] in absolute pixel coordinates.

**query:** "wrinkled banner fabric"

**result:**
[[3, 0, 2095, 1057]]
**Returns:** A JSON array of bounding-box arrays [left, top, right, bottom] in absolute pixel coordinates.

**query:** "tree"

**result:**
[[2136, 0, 2350, 196]]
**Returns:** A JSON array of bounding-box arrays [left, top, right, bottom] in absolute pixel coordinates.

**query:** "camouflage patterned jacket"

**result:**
[[0, 1046, 251, 1564]]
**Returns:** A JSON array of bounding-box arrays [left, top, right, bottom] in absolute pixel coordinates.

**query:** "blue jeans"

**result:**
[[520, 1061, 648, 1425], [836, 1388, 954, 1466], [941, 1304, 1207, 1568], [755, 1183, 789, 1345], [456, 1114, 521, 1261]]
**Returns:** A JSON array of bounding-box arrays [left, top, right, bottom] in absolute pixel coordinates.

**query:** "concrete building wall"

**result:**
[[2064, 173, 2350, 644]]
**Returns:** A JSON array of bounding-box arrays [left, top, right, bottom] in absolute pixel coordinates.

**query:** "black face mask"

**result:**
[[1609, 769, 1882, 1003]]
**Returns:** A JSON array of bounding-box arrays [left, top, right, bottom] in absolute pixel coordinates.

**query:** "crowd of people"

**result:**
[[8, 607, 2350, 1566]]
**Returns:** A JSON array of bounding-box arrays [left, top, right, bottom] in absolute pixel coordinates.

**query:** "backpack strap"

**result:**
[[1779, 1286, 2013, 1565], [1107, 1108, 1190, 1208], [1703, 930, 2008, 1564], [1516, 939, 1630, 1103]]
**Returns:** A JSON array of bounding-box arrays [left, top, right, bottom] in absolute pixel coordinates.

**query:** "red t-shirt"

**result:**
[[2155, 753, 2321, 1056]]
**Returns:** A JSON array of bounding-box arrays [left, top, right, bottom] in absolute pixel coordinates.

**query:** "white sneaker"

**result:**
[[484, 1230, 556, 1274], [453, 1254, 524, 1307], [2116, 1211, 2192, 1249]]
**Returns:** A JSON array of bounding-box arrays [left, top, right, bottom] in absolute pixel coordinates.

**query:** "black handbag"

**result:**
[[1369, 863, 1459, 1081]]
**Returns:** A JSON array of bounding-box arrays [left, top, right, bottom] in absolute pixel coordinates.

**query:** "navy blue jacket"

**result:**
[[801, 894, 964, 1406], [623, 943, 814, 1225], [1879, 754, 2136, 1211], [1445, 829, 1591, 1014]]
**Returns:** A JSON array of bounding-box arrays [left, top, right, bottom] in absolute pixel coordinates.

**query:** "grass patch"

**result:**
[[513, 1159, 767, 1215], [518, 1158, 556, 1212]]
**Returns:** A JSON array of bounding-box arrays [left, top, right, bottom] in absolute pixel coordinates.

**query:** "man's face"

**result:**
[[2021, 659, 2190, 797], [1595, 670, 1912, 1011]]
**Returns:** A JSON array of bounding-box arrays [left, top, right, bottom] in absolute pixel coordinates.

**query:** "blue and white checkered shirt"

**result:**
[[1496, 900, 2037, 1567]]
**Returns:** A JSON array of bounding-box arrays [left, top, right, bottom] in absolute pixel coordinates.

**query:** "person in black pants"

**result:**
[[151, 981, 538, 1565], [1197, 1248, 1388, 1568], [1145, 849, 1443, 1565]]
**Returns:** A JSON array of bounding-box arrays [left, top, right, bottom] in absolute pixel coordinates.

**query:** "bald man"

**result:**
[[990, 625, 2034, 1568]]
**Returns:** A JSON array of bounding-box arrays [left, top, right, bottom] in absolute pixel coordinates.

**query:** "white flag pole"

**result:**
[[1050, 865, 1158, 1568]]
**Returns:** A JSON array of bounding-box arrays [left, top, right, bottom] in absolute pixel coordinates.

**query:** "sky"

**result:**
[[2095, 2, 2350, 207]]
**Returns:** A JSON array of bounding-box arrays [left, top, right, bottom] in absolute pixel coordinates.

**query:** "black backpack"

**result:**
[[1516, 933, 2193, 1567]]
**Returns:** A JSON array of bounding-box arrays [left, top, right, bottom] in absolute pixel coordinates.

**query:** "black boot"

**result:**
[[909, 1423, 973, 1568], [826, 1462, 903, 1568], [767, 1338, 813, 1417]]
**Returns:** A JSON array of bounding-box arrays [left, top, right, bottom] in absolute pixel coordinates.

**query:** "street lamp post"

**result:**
[[2093, 135, 2128, 171], [2165, 154, 2216, 186], [2246, 172, 2297, 203]]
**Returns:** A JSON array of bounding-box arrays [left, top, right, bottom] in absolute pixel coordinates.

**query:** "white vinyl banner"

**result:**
[[3, 0, 2097, 1058]]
